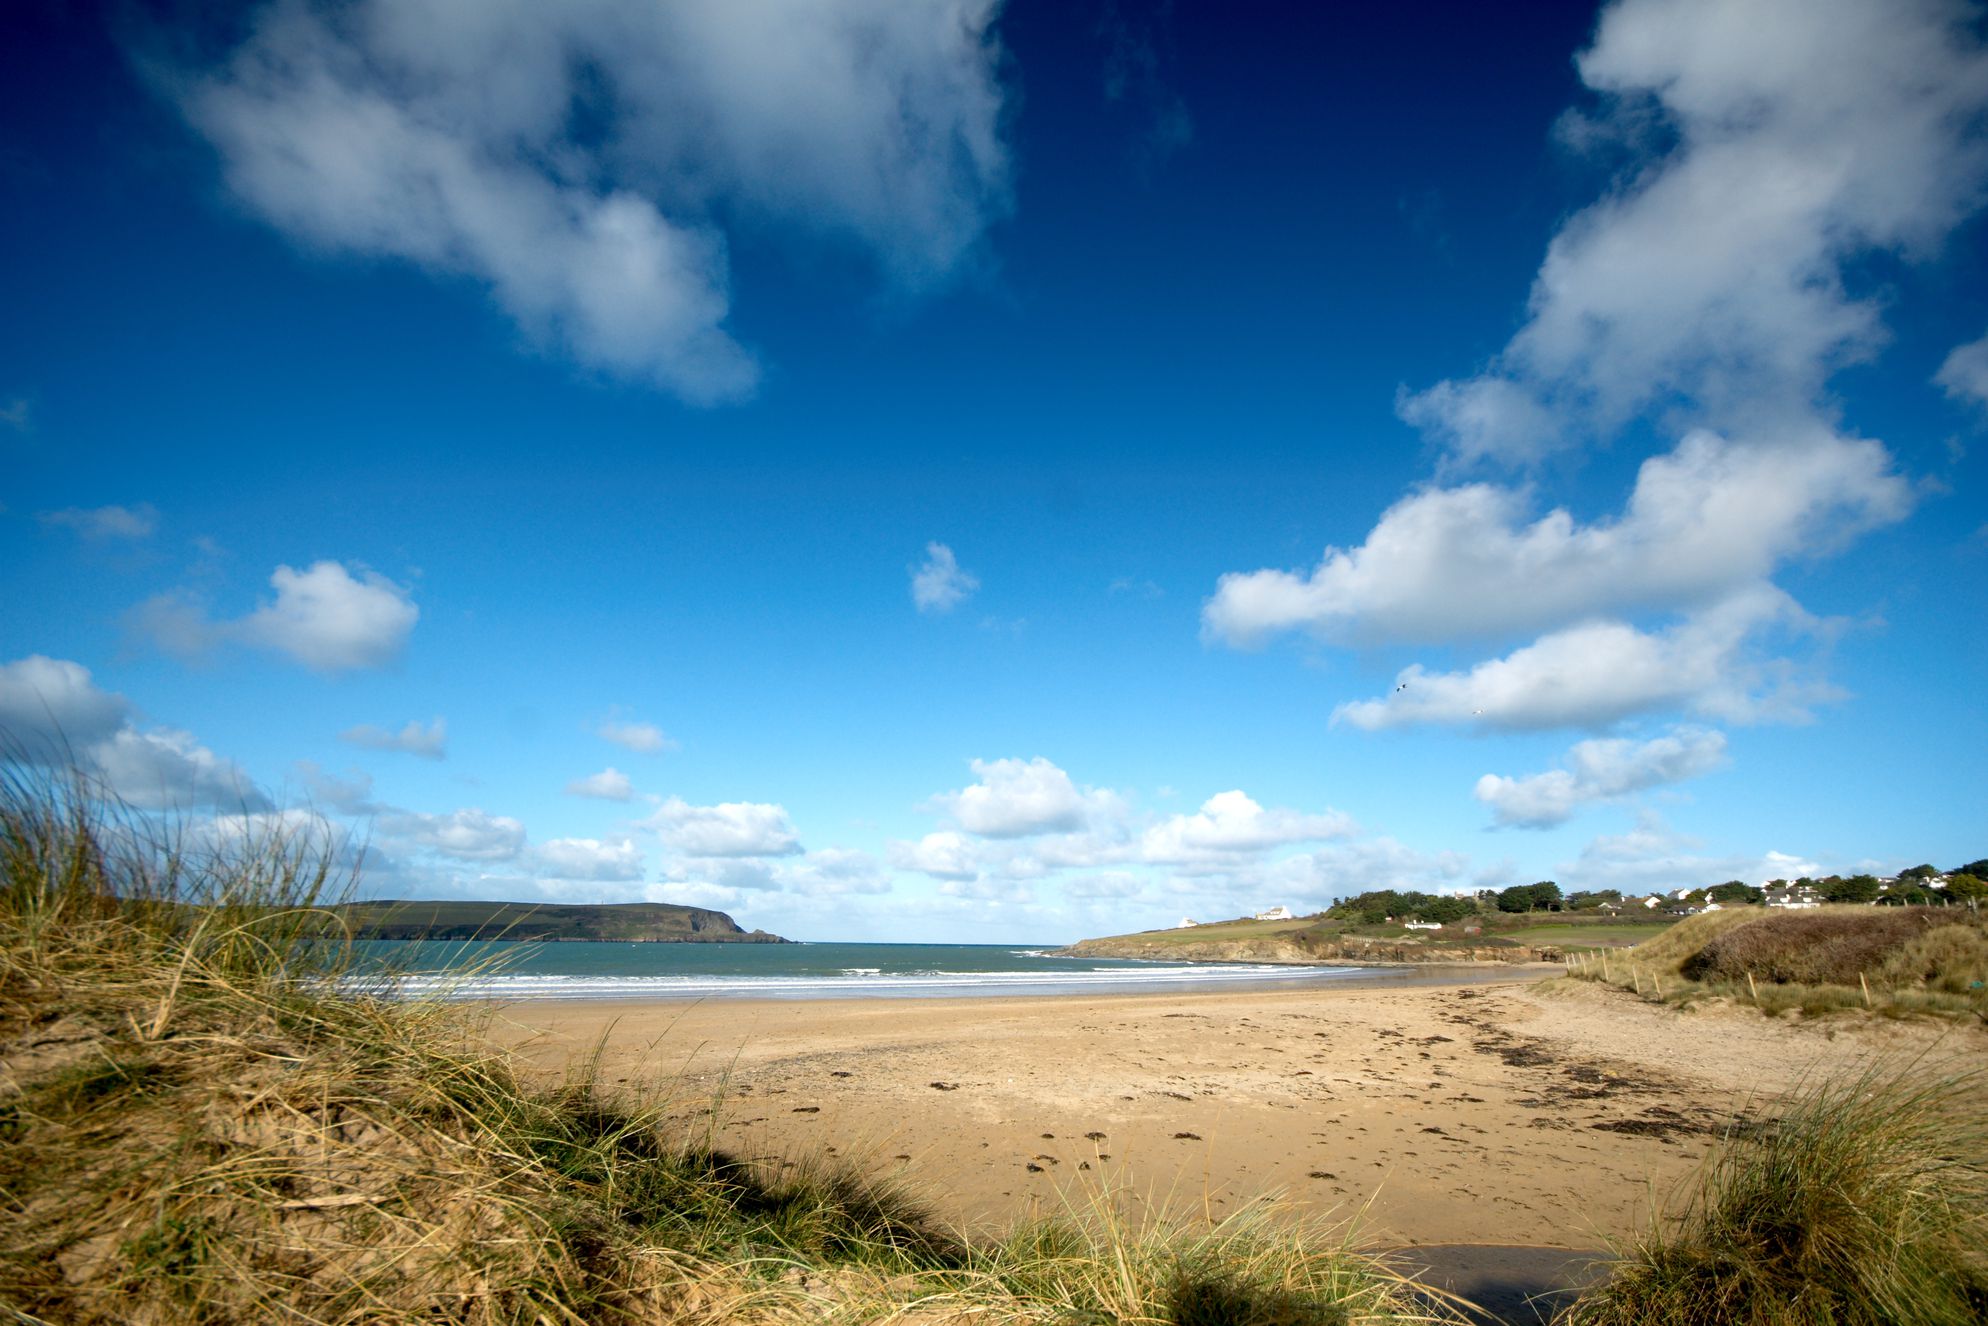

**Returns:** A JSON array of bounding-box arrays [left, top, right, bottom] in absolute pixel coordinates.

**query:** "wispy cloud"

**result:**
[[38, 503, 159, 541], [339, 717, 446, 760], [1475, 727, 1729, 829], [911, 541, 979, 614], [566, 767, 634, 801], [597, 718, 676, 755], [163, 0, 1012, 402]]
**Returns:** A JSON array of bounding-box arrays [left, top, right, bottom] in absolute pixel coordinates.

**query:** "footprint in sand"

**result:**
[[1174, 1132, 1201, 1140]]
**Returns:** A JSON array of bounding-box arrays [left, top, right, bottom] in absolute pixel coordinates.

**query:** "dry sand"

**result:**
[[488, 969, 1986, 1251]]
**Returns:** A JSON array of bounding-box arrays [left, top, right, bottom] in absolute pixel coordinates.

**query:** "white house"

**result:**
[[1175, 917, 1199, 929], [1764, 885, 1823, 909], [1254, 905, 1293, 921]]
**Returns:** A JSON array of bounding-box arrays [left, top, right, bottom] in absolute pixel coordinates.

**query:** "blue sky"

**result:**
[[3, 0, 1985, 943]]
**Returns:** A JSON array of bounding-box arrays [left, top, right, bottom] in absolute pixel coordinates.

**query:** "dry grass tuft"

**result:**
[[1559, 1065, 1988, 1326]]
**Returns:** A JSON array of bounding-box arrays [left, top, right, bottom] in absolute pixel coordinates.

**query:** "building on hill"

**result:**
[[1254, 905, 1293, 921], [1175, 917, 1197, 929], [1764, 884, 1823, 909]]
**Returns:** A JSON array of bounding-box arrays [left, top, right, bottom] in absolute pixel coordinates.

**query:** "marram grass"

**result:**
[[1560, 1065, 1988, 1326], [0, 766, 1462, 1325]]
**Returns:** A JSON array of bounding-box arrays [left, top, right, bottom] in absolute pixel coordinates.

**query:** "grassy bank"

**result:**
[[0, 770, 1460, 1325], [1562, 907, 1988, 1021]]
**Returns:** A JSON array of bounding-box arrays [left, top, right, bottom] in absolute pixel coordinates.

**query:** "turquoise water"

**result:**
[[353, 939, 1372, 1001]]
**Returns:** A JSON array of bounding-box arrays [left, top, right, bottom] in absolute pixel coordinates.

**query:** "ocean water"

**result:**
[[351, 939, 1372, 1002]]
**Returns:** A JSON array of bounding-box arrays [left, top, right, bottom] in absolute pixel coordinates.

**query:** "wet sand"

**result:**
[[487, 969, 1984, 1249]]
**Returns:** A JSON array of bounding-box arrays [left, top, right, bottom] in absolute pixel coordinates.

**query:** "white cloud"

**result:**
[[566, 767, 633, 801], [532, 836, 644, 881], [88, 727, 271, 812], [0, 398, 29, 432], [131, 560, 418, 671], [170, 0, 1010, 401], [1334, 586, 1835, 732], [598, 719, 676, 754], [340, 717, 446, 759], [38, 503, 160, 541], [377, 806, 525, 861], [657, 857, 784, 893], [911, 541, 979, 613], [783, 847, 892, 896], [0, 655, 131, 750], [0, 655, 269, 811], [1063, 871, 1144, 900], [1937, 328, 1988, 409], [1204, 426, 1909, 649], [888, 830, 980, 881], [243, 561, 419, 669], [295, 760, 377, 815], [1140, 790, 1355, 864], [644, 796, 802, 857], [1474, 727, 1729, 828], [928, 756, 1120, 838], [1401, 0, 1988, 464], [1559, 810, 1819, 894], [644, 879, 744, 912], [1206, 0, 1984, 746]]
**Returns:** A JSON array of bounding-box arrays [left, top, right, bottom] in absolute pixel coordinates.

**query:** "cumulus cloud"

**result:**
[[1474, 727, 1729, 828], [644, 796, 802, 857], [168, 0, 1010, 401], [376, 806, 525, 861], [88, 727, 270, 812], [1401, 0, 1988, 464], [1140, 790, 1355, 865], [0, 655, 131, 751], [295, 760, 377, 815], [340, 717, 446, 759], [1559, 810, 1819, 895], [1207, 0, 1984, 741], [38, 503, 160, 540], [131, 560, 418, 671], [0, 655, 268, 811], [1204, 426, 1910, 649], [566, 767, 633, 801], [783, 847, 893, 896], [1937, 328, 1988, 409], [532, 836, 644, 881], [928, 756, 1120, 838], [889, 830, 981, 881], [598, 719, 676, 754], [1333, 586, 1835, 731], [911, 542, 979, 614]]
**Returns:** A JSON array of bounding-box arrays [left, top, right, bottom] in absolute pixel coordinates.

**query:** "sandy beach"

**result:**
[[488, 968, 1986, 1251]]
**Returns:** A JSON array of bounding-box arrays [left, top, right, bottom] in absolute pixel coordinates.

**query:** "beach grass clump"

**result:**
[[0, 764, 1460, 1325], [1559, 1066, 1988, 1326], [953, 1192, 1458, 1326]]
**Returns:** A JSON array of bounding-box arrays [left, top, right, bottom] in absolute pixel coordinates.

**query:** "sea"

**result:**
[[352, 939, 1374, 1002]]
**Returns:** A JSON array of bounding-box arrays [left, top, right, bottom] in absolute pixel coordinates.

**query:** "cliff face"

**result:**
[[1057, 935, 1562, 965]]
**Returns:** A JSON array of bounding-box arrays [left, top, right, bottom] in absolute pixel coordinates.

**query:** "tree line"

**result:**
[[1324, 857, 1985, 924]]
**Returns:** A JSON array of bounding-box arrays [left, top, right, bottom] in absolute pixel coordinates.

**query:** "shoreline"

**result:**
[[487, 968, 1982, 1249]]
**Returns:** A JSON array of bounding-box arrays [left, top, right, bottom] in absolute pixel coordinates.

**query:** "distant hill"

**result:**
[[336, 900, 790, 944]]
